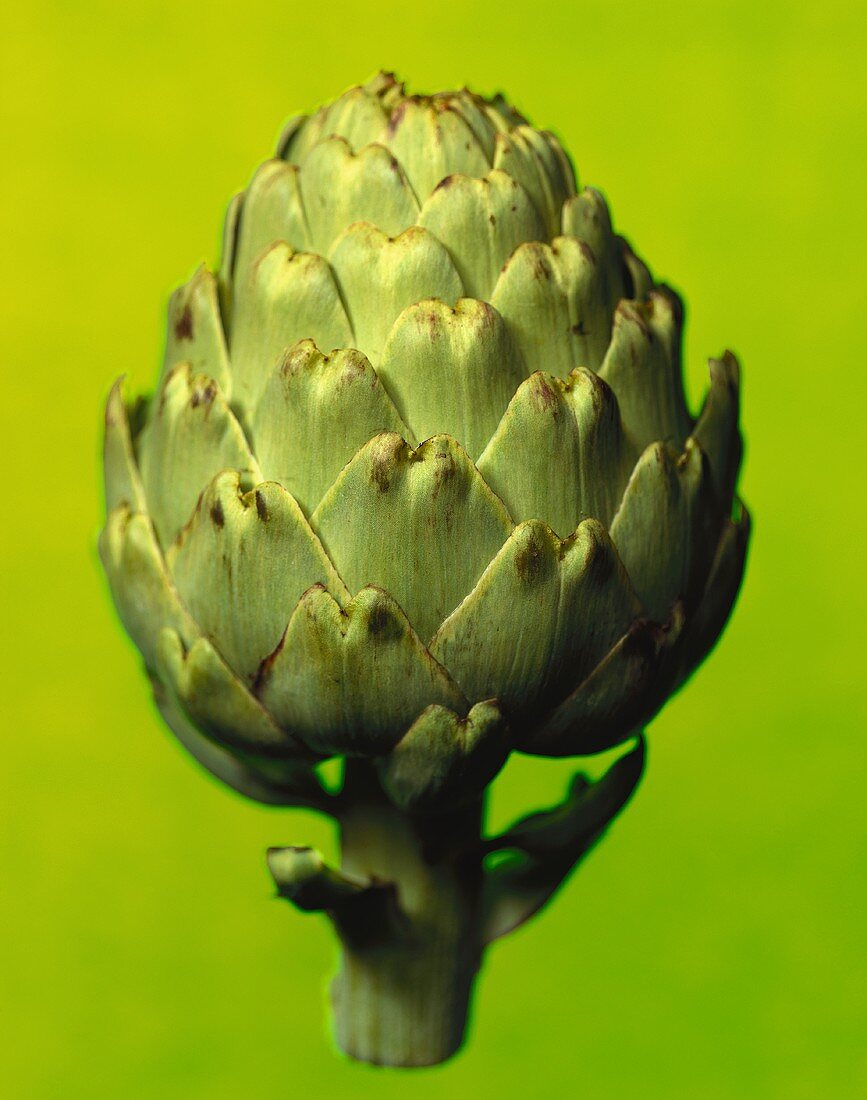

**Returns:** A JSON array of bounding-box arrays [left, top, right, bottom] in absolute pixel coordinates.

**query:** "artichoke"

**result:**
[[100, 72, 749, 1067]]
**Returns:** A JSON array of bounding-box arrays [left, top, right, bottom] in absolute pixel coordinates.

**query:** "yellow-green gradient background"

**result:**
[[3, 2, 865, 1096]]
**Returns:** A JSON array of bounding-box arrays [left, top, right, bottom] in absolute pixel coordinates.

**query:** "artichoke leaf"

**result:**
[[418, 169, 546, 300], [520, 618, 671, 756], [161, 265, 232, 394], [446, 90, 500, 161], [610, 438, 717, 623], [256, 585, 468, 757], [99, 505, 197, 671], [691, 351, 743, 508], [490, 237, 616, 376], [299, 136, 419, 255], [284, 85, 392, 163], [230, 159, 311, 282], [377, 298, 527, 461], [482, 736, 646, 944], [492, 127, 572, 239], [136, 364, 261, 548], [670, 499, 751, 691], [167, 471, 350, 684], [328, 223, 464, 365], [430, 520, 641, 717], [382, 98, 491, 203], [251, 340, 411, 516], [103, 377, 146, 515], [599, 290, 692, 455], [229, 242, 353, 412], [477, 367, 635, 536], [561, 187, 643, 302], [151, 673, 329, 807], [310, 432, 513, 644], [377, 700, 511, 812], [157, 628, 309, 757]]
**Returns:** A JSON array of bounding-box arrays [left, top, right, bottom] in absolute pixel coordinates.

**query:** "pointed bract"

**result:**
[[167, 471, 349, 683], [103, 377, 146, 514], [157, 628, 309, 756], [378, 701, 511, 811], [229, 242, 353, 411], [161, 266, 232, 395], [431, 520, 641, 715], [230, 160, 311, 282], [383, 99, 491, 203], [311, 433, 513, 643], [251, 340, 410, 515], [257, 585, 468, 756], [377, 298, 527, 460], [491, 237, 615, 376], [610, 439, 716, 622], [478, 368, 634, 535], [692, 351, 743, 507], [137, 364, 260, 547], [418, 171, 546, 300], [300, 137, 419, 255], [599, 291, 692, 454], [328, 224, 464, 365], [99, 506, 196, 670]]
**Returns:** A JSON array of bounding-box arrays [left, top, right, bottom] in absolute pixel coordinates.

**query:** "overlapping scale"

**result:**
[[157, 628, 307, 756], [137, 364, 260, 548], [599, 291, 692, 454], [99, 505, 197, 671], [161, 266, 232, 393], [492, 127, 574, 238], [692, 351, 742, 508], [283, 83, 394, 163], [490, 237, 617, 375], [230, 160, 310, 281], [229, 242, 353, 411], [310, 433, 513, 643], [430, 520, 642, 715], [328, 223, 464, 364], [251, 340, 410, 515], [418, 171, 546, 300], [166, 471, 349, 683], [477, 368, 634, 536], [299, 137, 419, 255], [377, 298, 527, 460], [609, 439, 716, 621], [256, 585, 468, 756], [382, 98, 491, 202], [103, 378, 146, 515]]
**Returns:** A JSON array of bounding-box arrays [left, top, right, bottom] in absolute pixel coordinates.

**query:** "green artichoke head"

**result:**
[[101, 72, 748, 810]]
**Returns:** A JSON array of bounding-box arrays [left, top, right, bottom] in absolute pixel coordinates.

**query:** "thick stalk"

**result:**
[[332, 759, 484, 1067]]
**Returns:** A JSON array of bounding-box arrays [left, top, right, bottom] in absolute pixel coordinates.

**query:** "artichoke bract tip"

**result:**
[[101, 73, 748, 1067]]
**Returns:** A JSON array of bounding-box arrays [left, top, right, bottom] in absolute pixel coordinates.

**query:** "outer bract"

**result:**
[[101, 73, 749, 1067]]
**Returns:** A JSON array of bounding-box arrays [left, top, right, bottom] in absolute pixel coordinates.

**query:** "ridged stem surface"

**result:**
[[333, 761, 483, 1066]]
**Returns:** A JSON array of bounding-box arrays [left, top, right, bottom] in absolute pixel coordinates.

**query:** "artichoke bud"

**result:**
[[100, 73, 749, 1067]]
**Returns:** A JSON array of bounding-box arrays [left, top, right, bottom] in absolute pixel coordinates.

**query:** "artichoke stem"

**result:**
[[332, 759, 484, 1067]]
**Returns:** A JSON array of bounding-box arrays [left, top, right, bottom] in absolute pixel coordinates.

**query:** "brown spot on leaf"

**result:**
[[367, 601, 401, 641], [190, 380, 216, 408], [371, 453, 392, 493], [210, 499, 225, 527], [255, 490, 269, 521], [174, 304, 194, 342], [515, 538, 547, 585], [489, 213, 497, 226], [529, 374, 559, 414]]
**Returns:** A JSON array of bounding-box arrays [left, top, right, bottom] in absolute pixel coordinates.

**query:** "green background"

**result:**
[[3, 2, 865, 1096]]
